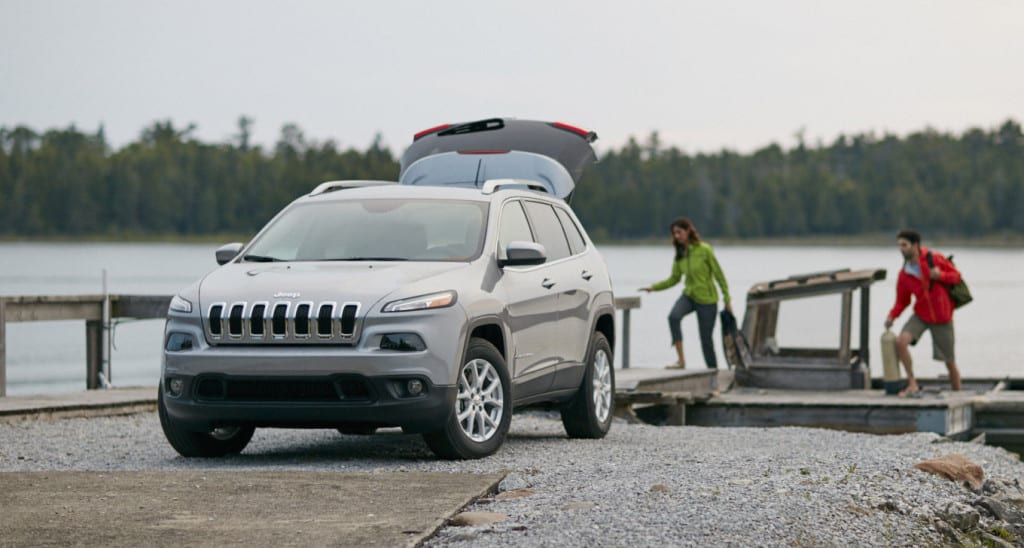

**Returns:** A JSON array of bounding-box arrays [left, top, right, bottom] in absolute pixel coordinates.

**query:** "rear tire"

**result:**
[[423, 338, 512, 459], [158, 388, 255, 457], [561, 332, 614, 438]]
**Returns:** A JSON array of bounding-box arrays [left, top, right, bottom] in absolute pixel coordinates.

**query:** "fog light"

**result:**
[[407, 379, 424, 396], [168, 378, 184, 396]]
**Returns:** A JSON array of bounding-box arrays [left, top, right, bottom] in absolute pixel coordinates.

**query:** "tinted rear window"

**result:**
[[555, 207, 586, 255], [523, 201, 571, 262]]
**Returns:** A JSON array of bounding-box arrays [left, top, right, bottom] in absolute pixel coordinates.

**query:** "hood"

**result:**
[[198, 261, 466, 312]]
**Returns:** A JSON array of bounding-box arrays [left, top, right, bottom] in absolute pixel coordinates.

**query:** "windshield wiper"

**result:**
[[326, 257, 408, 261], [243, 254, 285, 262]]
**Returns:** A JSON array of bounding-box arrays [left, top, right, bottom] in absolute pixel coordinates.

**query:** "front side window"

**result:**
[[523, 201, 571, 262], [497, 201, 534, 258], [244, 199, 488, 262]]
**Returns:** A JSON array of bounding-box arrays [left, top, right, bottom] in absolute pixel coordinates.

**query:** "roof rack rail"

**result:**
[[309, 180, 397, 196], [480, 178, 549, 195]]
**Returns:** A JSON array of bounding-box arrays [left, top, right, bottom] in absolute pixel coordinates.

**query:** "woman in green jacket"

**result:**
[[640, 217, 732, 369]]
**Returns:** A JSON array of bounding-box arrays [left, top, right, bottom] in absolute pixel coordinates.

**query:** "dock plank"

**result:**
[[0, 386, 156, 422]]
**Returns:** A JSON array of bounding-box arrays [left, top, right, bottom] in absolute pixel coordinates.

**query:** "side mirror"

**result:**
[[215, 242, 244, 265], [500, 241, 547, 267]]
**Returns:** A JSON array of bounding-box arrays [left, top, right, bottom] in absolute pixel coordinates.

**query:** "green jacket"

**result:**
[[650, 241, 730, 305]]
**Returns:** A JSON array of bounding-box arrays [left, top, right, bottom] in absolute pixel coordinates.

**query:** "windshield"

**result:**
[[244, 199, 489, 262]]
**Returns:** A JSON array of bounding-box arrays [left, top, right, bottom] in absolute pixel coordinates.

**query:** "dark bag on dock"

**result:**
[[926, 252, 973, 309], [719, 309, 752, 369]]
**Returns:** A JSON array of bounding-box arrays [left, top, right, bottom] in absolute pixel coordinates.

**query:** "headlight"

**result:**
[[169, 295, 193, 314], [382, 291, 457, 313]]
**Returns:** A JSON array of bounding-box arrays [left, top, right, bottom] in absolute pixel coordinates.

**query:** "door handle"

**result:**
[[541, 278, 556, 289], [581, 270, 593, 281]]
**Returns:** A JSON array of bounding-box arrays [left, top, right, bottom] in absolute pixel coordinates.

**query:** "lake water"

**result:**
[[2, 242, 1022, 395]]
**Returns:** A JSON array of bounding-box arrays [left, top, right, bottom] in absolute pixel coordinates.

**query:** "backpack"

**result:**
[[926, 251, 973, 309], [719, 309, 753, 369]]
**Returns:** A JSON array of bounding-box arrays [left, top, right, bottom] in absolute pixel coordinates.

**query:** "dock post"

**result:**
[[859, 286, 871, 368], [100, 270, 111, 387], [0, 300, 6, 397], [86, 320, 102, 390], [622, 308, 631, 369], [839, 290, 852, 366]]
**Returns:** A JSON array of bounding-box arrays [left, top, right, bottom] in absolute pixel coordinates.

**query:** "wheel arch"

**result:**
[[467, 320, 507, 363], [593, 307, 615, 353]]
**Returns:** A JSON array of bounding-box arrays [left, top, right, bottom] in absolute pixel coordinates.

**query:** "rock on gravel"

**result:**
[[2, 410, 1023, 546]]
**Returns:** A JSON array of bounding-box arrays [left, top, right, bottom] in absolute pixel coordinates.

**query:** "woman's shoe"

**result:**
[[898, 385, 922, 398]]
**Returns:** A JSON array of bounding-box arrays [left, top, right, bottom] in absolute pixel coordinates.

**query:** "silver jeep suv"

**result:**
[[159, 119, 616, 459]]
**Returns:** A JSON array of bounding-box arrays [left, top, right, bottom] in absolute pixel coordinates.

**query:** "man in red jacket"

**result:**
[[884, 229, 962, 395]]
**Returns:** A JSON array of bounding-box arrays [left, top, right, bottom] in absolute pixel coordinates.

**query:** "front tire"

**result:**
[[423, 338, 512, 459], [158, 388, 255, 457], [561, 332, 614, 438]]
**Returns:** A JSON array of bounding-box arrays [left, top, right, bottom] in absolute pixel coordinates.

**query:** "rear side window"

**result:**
[[554, 207, 586, 255], [498, 201, 534, 256], [523, 201, 571, 262]]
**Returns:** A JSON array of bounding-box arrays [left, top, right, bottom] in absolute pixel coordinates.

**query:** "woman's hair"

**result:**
[[670, 217, 701, 260]]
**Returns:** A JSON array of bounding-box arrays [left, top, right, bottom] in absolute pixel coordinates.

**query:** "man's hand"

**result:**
[[638, 287, 652, 293], [884, 317, 894, 329], [725, 302, 733, 313], [930, 266, 941, 280]]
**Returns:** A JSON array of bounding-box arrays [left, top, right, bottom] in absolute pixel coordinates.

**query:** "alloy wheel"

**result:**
[[456, 358, 505, 442], [592, 349, 612, 423]]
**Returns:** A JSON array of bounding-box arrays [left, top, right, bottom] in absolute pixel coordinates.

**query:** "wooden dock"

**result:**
[[614, 368, 718, 425], [688, 387, 975, 438], [0, 386, 156, 423], [0, 294, 171, 396], [613, 367, 1024, 451]]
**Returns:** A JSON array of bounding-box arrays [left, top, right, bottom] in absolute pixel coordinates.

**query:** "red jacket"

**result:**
[[888, 246, 962, 325]]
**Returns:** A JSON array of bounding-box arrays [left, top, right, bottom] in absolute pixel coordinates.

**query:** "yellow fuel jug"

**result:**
[[881, 328, 900, 395]]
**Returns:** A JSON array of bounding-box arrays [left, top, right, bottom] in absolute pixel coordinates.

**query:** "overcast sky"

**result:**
[[2, 0, 1022, 154]]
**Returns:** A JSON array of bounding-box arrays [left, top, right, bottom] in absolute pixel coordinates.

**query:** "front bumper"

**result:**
[[161, 304, 469, 432], [161, 373, 455, 432]]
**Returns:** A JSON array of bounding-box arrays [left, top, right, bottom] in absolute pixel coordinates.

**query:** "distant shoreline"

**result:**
[[595, 232, 1024, 248], [3, 232, 1023, 248]]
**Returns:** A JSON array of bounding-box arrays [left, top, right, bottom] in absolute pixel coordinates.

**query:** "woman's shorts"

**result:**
[[902, 314, 955, 362]]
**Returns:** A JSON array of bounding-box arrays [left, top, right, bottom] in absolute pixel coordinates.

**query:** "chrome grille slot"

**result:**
[[272, 303, 289, 337], [294, 303, 312, 338], [208, 304, 224, 337], [228, 303, 245, 338], [250, 303, 267, 337], [317, 304, 335, 337], [340, 304, 358, 337]]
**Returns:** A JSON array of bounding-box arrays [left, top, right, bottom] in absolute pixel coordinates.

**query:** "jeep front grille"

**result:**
[[205, 301, 361, 345]]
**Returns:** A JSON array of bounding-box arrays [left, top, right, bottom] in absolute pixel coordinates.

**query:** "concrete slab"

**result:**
[[0, 387, 156, 422], [0, 471, 504, 547]]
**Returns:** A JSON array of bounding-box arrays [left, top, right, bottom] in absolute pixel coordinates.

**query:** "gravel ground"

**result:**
[[2, 411, 1022, 546]]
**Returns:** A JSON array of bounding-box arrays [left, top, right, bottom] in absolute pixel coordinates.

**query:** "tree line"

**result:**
[[1, 118, 1021, 240]]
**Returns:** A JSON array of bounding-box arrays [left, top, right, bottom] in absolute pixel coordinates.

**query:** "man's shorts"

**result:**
[[902, 315, 955, 362]]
